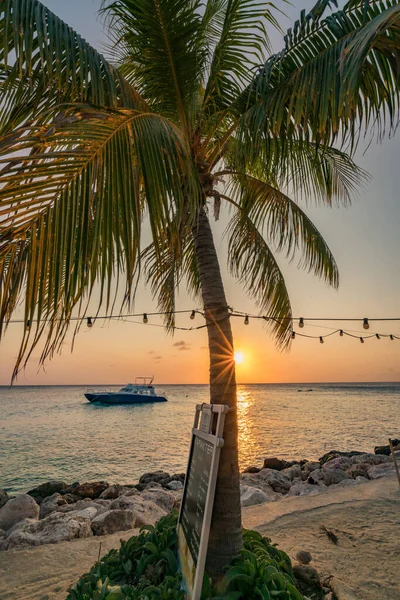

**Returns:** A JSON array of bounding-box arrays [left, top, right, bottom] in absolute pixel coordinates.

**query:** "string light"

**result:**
[[26, 319, 30, 329], [360, 337, 364, 343], [143, 313, 148, 324], [291, 331, 296, 339], [390, 335, 394, 340], [244, 315, 249, 325], [299, 318, 304, 328], [363, 318, 370, 330], [340, 330, 344, 336], [320, 336, 324, 344], [87, 317, 93, 328], [376, 334, 380, 340], [190, 310, 196, 320]]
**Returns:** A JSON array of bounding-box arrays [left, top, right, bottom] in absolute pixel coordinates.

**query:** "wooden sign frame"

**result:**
[[177, 403, 229, 600]]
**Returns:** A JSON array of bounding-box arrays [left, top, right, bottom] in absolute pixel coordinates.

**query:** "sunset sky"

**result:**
[[1, 0, 399, 385]]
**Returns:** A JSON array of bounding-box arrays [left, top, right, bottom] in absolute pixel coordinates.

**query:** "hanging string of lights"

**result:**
[[6, 309, 400, 341]]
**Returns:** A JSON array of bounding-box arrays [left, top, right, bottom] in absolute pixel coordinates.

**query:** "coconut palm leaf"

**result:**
[[103, 0, 207, 132], [0, 104, 197, 375], [241, 0, 400, 148], [0, 0, 141, 134], [226, 175, 339, 287], [226, 211, 292, 346]]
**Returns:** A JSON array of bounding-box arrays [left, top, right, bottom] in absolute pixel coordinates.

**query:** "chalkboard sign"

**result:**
[[177, 404, 228, 600]]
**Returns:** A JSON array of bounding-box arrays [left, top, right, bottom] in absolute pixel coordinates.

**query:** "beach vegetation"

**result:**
[[1, 0, 399, 575], [67, 512, 304, 600]]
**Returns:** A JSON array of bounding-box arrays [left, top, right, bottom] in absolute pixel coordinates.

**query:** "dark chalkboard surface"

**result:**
[[179, 434, 213, 565]]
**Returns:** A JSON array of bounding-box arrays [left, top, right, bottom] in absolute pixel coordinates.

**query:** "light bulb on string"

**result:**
[[299, 318, 304, 328], [26, 319, 31, 329], [360, 337, 364, 343], [244, 315, 249, 325], [87, 317, 93, 328], [320, 336, 324, 344], [143, 313, 148, 324], [390, 335, 394, 340], [339, 330, 344, 337], [363, 318, 370, 330], [190, 310, 196, 320], [291, 331, 296, 339], [376, 334, 380, 340]]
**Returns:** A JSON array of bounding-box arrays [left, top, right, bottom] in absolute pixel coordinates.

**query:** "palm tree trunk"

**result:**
[[192, 207, 242, 578]]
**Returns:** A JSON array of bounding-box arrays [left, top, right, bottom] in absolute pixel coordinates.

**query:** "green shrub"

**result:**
[[67, 512, 303, 600]]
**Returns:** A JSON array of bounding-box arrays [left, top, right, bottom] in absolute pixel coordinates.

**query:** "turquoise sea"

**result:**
[[1, 383, 399, 494]]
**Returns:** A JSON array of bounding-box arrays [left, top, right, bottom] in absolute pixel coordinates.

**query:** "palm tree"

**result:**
[[1, 0, 399, 576]]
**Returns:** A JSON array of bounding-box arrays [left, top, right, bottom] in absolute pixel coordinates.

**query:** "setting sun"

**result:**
[[234, 351, 244, 365]]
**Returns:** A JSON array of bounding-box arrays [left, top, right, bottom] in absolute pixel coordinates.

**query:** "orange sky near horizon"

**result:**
[[1, 0, 400, 386]]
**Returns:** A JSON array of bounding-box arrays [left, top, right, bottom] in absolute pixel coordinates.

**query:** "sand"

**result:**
[[0, 476, 399, 600]]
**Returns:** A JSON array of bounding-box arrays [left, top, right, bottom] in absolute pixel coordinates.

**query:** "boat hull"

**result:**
[[85, 393, 167, 404]]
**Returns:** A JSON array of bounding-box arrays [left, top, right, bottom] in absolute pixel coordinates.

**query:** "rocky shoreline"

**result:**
[[1, 440, 399, 552]]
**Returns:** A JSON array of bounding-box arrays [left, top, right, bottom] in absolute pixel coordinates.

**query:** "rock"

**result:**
[[63, 493, 80, 504], [293, 565, 324, 600], [65, 481, 109, 500], [138, 471, 170, 486], [142, 488, 175, 512], [353, 453, 390, 466], [355, 476, 369, 483], [109, 495, 136, 510], [282, 464, 302, 480], [368, 462, 397, 479], [374, 440, 400, 455], [39, 493, 68, 519], [0, 529, 6, 539], [123, 488, 140, 497], [318, 450, 365, 465], [166, 480, 183, 491], [296, 550, 312, 565], [96, 499, 113, 508], [301, 461, 321, 478], [0, 491, 10, 509], [5, 511, 92, 549], [262, 457, 289, 471], [288, 482, 327, 497], [322, 456, 353, 471], [72, 500, 106, 516], [242, 466, 261, 474], [346, 464, 370, 479], [308, 468, 349, 487], [99, 484, 125, 500], [255, 469, 291, 494], [69, 507, 98, 520], [0, 494, 39, 531], [111, 495, 166, 527], [240, 485, 279, 507], [27, 481, 68, 504], [91, 509, 135, 536]]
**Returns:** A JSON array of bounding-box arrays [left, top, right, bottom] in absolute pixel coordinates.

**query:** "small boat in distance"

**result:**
[[85, 377, 167, 404]]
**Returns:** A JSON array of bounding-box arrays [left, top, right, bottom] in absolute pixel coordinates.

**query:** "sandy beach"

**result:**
[[1, 476, 399, 600]]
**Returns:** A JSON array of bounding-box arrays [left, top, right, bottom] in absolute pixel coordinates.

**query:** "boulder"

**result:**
[[242, 466, 261, 474], [255, 469, 292, 494], [282, 464, 302, 480], [374, 440, 400, 455], [368, 463, 397, 479], [353, 453, 390, 466], [346, 464, 370, 479], [141, 488, 175, 512], [322, 456, 353, 471], [308, 468, 349, 487], [39, 493, 68, 519], [301, 462, 321, 478], [123, 488, 140, 497], [296, 551, 312, 565], [293, 565, 324, 600], [166, 480, 183, 491], [65, 481, 109, 500], [0, 494, 39, 531], [138, 471, 170, 486], [69, 507, 98, 520], [91, 509, 135, 536], [355, 476, 369, 483], [27, 480, 68, 504], [5, 511, 92, 549], [99, 484, 125, 500], [63, 493, 80, 504], [0, 490, 10, 509], [262, 457, 289, 471], [288, 482, 327, 497], [318, 450, 365, 465], [111, 495, 166, 527], [96, 499, 113, 508], [240, 485, 279, 507]]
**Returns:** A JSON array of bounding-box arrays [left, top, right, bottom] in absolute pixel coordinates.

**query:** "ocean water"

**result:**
[[1, 383, 399, 494]]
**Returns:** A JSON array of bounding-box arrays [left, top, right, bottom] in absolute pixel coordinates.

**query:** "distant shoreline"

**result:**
[[1, 381, 400, 387]]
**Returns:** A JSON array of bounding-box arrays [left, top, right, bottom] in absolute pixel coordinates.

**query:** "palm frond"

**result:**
[[226, 212, 293, 346], [102, 0, 206, 131], [240, 0, 400, 149], [0, 0, 140, 134], [0, 104, 197, 376], [226, 175, 339, 287]]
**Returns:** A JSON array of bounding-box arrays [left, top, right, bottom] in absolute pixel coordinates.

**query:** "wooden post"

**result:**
[[388, 438, 400, 488]]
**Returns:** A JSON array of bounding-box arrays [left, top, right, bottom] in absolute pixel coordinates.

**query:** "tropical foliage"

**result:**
[[67, 512, 304, 600]]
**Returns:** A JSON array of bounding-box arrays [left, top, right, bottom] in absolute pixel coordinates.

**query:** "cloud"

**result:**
[[173, 341, 191, 351]]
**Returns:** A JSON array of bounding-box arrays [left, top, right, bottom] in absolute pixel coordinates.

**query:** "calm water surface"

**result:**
[[1, 383, 399, 493]]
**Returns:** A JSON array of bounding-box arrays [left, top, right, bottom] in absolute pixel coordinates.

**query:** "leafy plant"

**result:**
[[67, 514, 304, 600]]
